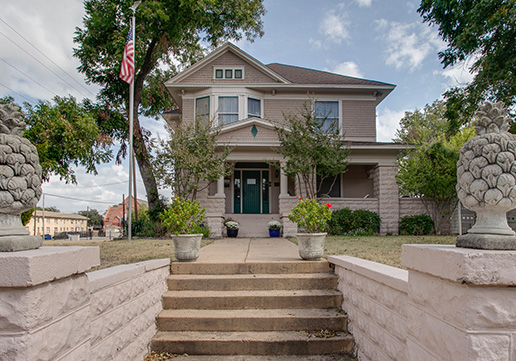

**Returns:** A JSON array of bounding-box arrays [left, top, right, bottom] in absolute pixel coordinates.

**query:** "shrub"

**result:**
[[399, 214, 434, 235], [192, 223, 210, 238], [328, 208, 381, 236]]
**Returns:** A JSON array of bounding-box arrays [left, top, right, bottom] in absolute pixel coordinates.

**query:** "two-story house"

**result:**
[[164, 43, 405, 237]]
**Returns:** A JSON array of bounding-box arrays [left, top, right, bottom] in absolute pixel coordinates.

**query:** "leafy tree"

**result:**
[[153, 123, 232, 201], [21, 209, 34, 226], [418, 0, 516, 133], [396, 100, 475, 234], [36, 206, 61, 213], [73, 0, 266, 215], [274, 100, 349, 199], [78, 209, 104, 228], [1, 96, 111, 183]]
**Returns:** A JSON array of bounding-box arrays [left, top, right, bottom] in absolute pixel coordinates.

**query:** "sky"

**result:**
[[0, 0, 474, 214]]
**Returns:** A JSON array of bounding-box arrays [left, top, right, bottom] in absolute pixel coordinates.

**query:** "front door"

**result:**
[[243, 170, 260, 214]]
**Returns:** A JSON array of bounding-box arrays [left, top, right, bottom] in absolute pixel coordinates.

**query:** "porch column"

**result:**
[[216, 175, 224, 196], [280, 163, 288, 196]]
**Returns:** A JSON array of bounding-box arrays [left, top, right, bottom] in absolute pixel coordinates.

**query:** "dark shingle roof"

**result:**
[[266, 63, 393, 87]]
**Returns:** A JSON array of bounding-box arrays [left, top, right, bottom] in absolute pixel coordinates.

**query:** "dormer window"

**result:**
[[214, 67, 244, 80]]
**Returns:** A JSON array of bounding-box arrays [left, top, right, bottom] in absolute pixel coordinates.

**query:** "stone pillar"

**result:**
[[280, 165, 288, 196], [402, 245, 516, 361], [374, 165, 399, 235], [0, 246, 100, 361], [216, 175, 224, 196]]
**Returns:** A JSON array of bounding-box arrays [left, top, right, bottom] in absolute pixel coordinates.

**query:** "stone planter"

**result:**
[[296, 232, 326, 260], [172, 233, 202, 262], [269, 229, 280, 237]]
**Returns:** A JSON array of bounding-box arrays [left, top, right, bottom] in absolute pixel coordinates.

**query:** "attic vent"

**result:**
[[214, 67, 244, 80]]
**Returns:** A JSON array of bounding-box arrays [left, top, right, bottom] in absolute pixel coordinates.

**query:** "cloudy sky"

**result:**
[[0, 0, 473, 214]]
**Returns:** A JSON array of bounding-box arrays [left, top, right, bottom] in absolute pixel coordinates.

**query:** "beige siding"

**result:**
[[180, 52, 279, 84], [217, 124, 279, 143], [342, 100, 376, 141], [181, 98, 195, 125], [263, 98, 306, 124], [342, 165, 374, 198]]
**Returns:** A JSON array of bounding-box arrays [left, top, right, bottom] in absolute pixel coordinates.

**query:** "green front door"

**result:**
[[243, 170, 261, 214]]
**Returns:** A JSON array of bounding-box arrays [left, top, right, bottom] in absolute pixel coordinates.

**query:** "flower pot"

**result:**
[[269, 229, 280, 237], [172, 233, 202, 262], [227, 228, 238, 237], [296, 232, 326, 260]]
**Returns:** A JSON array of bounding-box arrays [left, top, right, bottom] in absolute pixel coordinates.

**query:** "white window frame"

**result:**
[[247, 97, 262, 118], [213, 67, 245, 80], [218, 96, 239, 125], [195, 96, 211, 126], [314, 100, 341, 134]]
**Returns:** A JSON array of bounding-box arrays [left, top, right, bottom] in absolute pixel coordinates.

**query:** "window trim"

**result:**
[[195, 96, 211, 126], [314, 100, 340, 134], [213, 67, 245, 80], [218, 96, 239, 125], [247, 97, 262, 118]]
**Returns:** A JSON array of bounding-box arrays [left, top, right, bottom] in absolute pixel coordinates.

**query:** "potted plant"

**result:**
[[267, 220, 282, 237], [224, 219, 239, 237], [288, 198, 332, 260], [160, 198, 206, 262]]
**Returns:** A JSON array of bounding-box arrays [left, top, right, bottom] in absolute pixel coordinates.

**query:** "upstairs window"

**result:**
[[315, 101, 339, 134], [248, 97, 261, 118], [218, 96, 239, 125], [195, 96, 210, 125], [214, 67, 244, 79]]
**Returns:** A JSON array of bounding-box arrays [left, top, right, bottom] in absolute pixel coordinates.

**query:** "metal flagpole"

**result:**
[[127, 0, 141, 242]]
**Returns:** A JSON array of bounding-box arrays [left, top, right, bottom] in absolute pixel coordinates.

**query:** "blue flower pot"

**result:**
[[269, 229, 280, 237], [227, 229, 238, 237]]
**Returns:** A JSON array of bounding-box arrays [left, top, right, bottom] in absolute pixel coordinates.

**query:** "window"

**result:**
[[234, 69, 243, 79], [225, 69, 233, 79], [215, 69, 223, 79], [317, 173, 341, 197], [213, 68, 244, 79], [315, 101, 339, 134], [218, 96, 239, 125], [248, 97, 261, 118], [195, 96, 210, 125]]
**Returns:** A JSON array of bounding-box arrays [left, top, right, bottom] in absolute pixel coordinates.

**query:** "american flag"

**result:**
[[120, 26, 135, 84]]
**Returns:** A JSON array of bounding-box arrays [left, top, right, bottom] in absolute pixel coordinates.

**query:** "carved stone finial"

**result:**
[[456, 102, 516, 250], [0, 103, 43, 252]]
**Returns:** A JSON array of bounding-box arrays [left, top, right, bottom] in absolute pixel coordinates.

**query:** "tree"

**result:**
[[1, 96, 111, 183], [418, 0, 516, 133], [395, 100, 475, 234], [73, 0, 266, 216], [274, 100, 349, 200], [152, 123, 232, 201], [78, 209, 104, 228]]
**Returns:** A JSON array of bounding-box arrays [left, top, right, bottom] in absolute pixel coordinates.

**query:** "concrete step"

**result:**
[[171, 261, 332, 275], [151, 331, 354, 356], [167, 273, 338, 291], [149, 356, 356, 361], [162, 289, 343, 310], [157, 308, 348, 332]]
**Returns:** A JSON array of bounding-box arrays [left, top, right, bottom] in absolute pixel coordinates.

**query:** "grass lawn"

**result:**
[[42, 238, 214, 270], [289, 235, 456, 269], [44, 235, 455, 270]]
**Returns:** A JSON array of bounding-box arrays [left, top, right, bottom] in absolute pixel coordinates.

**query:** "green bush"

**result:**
[[328, 208, 381, 236], [192, 223, 210, 238], [399, 214, 434, 235]]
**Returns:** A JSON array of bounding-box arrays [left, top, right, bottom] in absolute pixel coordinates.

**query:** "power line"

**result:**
[[0, 16, 96, 98], [0, 58, 58, 98], [0, 81, 34, 103], [44, 193, 115, 204]]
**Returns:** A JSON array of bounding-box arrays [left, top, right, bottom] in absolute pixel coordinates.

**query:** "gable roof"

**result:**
[[266, 63, 394, 87]]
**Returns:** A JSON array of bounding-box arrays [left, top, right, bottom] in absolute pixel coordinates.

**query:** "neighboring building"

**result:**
[[164, 43, 407, 237], [27, 211, 88, 237], [103, 196, 146, 237]]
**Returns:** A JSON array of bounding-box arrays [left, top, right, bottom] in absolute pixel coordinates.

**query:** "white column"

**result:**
[[280, 163, 288, 196], [216, 175, 224, 196]]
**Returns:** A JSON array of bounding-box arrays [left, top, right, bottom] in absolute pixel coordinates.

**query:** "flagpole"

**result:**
[[127, 0, 140, 242]]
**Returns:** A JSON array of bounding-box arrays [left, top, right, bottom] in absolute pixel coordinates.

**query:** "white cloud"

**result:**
[[376, 108, 406, 142], [436, 60, 476, 89], [319, 9, 350, 44], [355, 0, 372, 7], [331, 61, 364, 78], [376, 19, 444, 72]]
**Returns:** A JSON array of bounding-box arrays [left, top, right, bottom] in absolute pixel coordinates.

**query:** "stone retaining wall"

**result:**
[[329, 255, 409, 361]]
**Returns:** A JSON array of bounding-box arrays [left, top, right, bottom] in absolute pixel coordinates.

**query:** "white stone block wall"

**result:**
[[374, 165, 400, 235], [329, 255, 409, 361], [279, 195, 298, 237], [87, 259, 170, 361]]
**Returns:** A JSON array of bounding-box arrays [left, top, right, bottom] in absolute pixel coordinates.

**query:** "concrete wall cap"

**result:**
[[0, 246, 100, 287], [402, 244, 516, 285], [329, 255, 408, 293]]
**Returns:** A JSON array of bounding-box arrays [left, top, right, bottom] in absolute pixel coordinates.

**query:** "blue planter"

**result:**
[[227, 228, 238, 237], [269, 229, 280, 237]]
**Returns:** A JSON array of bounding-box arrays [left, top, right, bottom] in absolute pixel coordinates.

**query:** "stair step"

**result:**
[[157, 308, 348, 332], [171, 261, 332, 275], [150, 356, 356, 361], [167, 273, 338, 291], [151, 331, 354, 356], [162, 290, 343, 310]]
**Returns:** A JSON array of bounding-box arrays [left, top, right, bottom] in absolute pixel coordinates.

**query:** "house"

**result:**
[[164, 43, 409, 237], [103, 196, 146, 237], [27, 211, 88, 237]]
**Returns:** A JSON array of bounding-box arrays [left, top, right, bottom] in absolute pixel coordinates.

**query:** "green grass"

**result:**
[[43, 238, 214, 270]]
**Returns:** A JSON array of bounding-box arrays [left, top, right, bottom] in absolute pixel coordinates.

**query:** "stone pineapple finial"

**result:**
[[0, 103, 43, 252], [456, 101, 516, 250]]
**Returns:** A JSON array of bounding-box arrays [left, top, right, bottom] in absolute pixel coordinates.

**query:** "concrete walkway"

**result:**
[[197, 237, 302, 263]]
